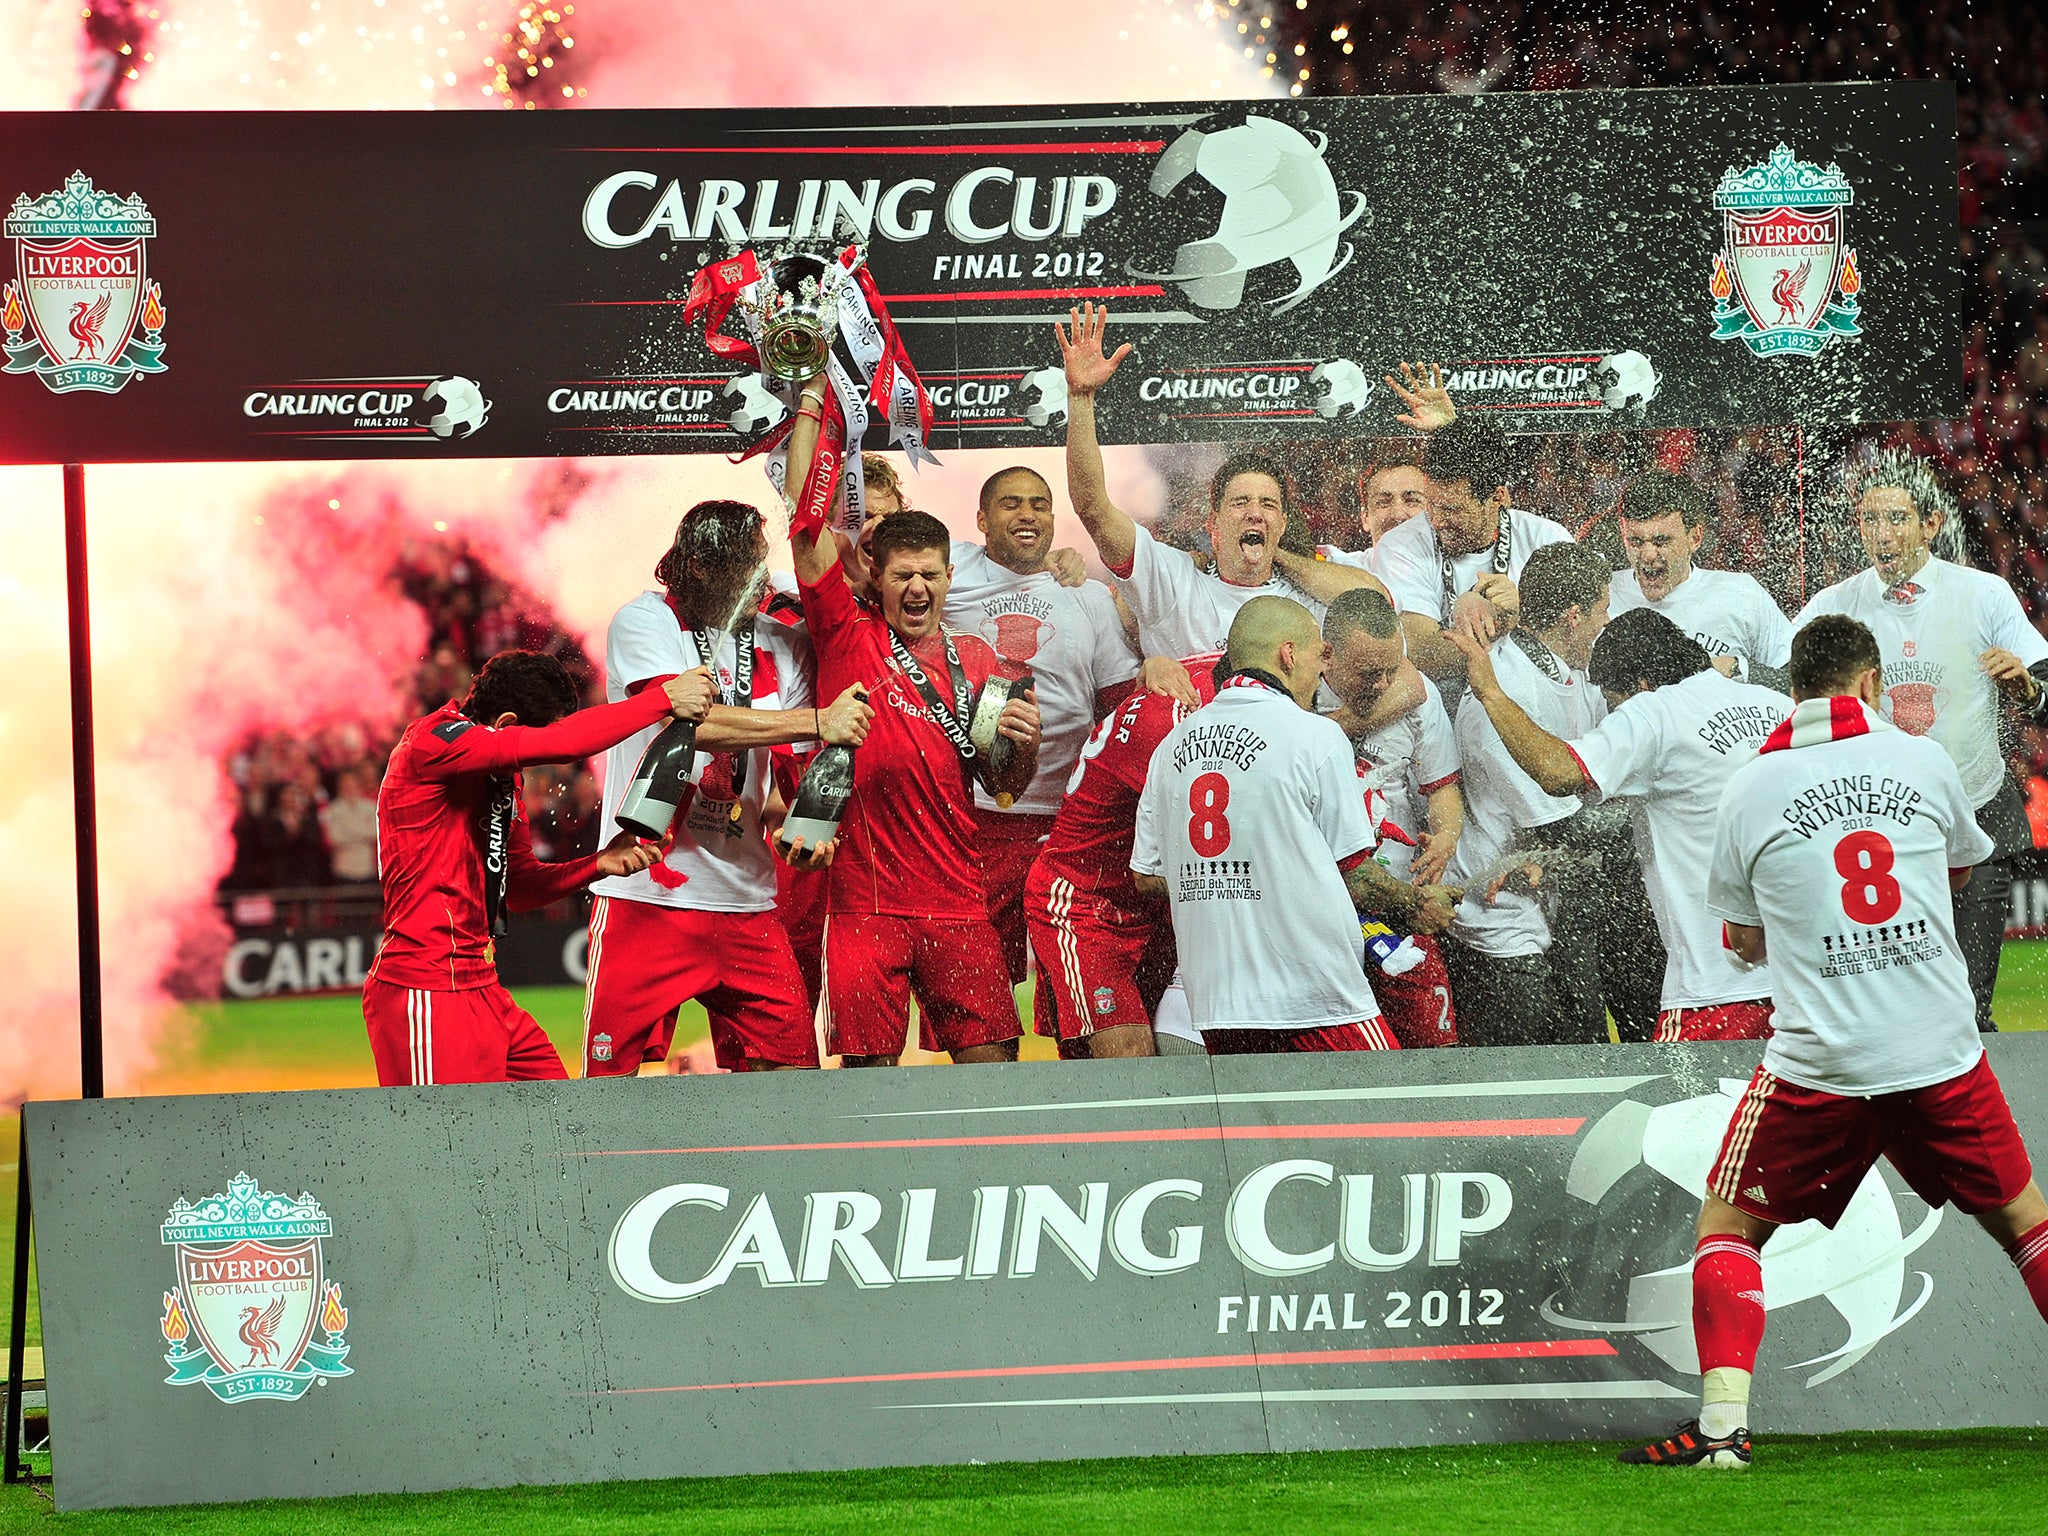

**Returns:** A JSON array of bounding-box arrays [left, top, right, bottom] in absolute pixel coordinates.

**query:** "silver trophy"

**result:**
[[747, 252, 842, 381]]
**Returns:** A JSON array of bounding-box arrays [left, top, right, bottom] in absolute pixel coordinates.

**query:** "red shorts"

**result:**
[[1024, 862, 1175, 1046], [1709, 1053, 2034, 1229], [775, 860, 828, 1015], [1371, 935, 1458, 1048], [1205, 1019, 1398, 1055], [1657, 999, 1774, 1043], [824, 911, 1022, 1058], [363, 978, 566, 1086], [582, 896, 818, 1075], [974, 807, 1058, 984]]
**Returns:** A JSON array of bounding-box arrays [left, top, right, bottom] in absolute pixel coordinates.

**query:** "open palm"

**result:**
[[1055, 301, 1133, 396]]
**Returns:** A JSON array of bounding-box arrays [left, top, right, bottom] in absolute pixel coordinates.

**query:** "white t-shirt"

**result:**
[[943, 541, 1140, 817], [591, 591, 814, 913], [1132, 680, 1380, 1031], [1572, 670, 1792, 1009], [1793, 557, 2048, 809], [1317, 543, 1386, 579], [1375, 506, 1575, 625], [1707, 701, 1994, 1095], [1114, 524, 1328, 659], [1345, 677, 1461, 882], [1448, 638, 1606, 957], [1609, 567, 1793, 675]]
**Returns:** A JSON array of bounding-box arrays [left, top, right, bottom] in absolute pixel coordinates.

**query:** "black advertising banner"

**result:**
[[0, 81, 1957, 465], [27, 1038, 2048, 1510]]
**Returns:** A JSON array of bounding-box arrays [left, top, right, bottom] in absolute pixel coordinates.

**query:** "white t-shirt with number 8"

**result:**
[[1707, 702, 1993, 1096], [1132, 680, 1381, 1033]]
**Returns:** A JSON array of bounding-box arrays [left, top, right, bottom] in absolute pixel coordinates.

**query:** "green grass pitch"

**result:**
[[5, 943, 2048, 1528]]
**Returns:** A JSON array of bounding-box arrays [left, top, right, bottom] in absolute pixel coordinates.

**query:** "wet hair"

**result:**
[[463, 650, 580, 728], [1616, 468, 1709, 531], [1210, 451, 1295, 521], [1846, 447, 1954, 527], [867, 509, 953, 574], [1363, 450, 1422, 482], [1790, 614, 1883, 698], [1587, 607, 1710, 693], [654, 499, 763, 593], [1518, 541, 1613, 631], [1323, 586, 1403, 645], [1420, 416, 1510, 499], [862, 453, 903, 495], [979, 465, 1051, 513]]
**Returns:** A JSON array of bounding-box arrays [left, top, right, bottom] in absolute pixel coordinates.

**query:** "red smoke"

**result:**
[[0, 2, 1263, 1103]]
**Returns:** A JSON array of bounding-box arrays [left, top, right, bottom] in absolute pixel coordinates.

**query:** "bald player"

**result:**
[[1132, 597, 1457, 1054]]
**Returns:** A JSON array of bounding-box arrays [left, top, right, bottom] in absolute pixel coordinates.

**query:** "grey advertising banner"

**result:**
[[26, 1038, 2048, 1510]]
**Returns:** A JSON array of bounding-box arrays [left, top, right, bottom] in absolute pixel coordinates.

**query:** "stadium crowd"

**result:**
[[220, 539, 607, 891]]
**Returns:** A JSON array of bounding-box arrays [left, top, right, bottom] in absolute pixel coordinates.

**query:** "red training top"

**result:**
[[1035, 655, 1221, 912], [798, 559, 1000, 919], [368, 690, 673, 990]]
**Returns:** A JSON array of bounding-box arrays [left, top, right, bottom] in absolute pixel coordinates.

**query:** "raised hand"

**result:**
[[996, 688, 1043, 748], [1055, 301, 1133, 398], [1385, 362, 1456, 432], [1410, 883, 1459, 934], [593, 841, 661, 879], [773, 832, 838, 872], [818, 683, 873, 746], [1982, 647, 2043, 704], [1410, 830, 1457, 886], [1139, 654, 1200, 709], [663, 667, 716, 721], [1047, 547, 1090, 588], [1443, 625, 1503, 695]]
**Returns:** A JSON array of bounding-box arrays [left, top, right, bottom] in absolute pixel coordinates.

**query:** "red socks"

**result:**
[[1693, 1234, 1766, 1373], [2012, 1218, 2048, 1324]]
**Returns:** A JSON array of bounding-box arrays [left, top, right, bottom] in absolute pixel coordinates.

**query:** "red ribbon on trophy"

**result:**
[[684, 244, 935, 539]]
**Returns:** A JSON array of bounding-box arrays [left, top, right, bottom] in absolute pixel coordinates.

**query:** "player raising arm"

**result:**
[[1622, 614, 2048, 1469], [1055, 302, 1392, 661], [365, 651, 714, 1086], [1449, 607, 1791, 1042], [784, 369, 1043, 1067]]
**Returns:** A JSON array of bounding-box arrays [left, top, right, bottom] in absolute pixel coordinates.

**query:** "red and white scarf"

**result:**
[[1758, 694, 1890, 754]]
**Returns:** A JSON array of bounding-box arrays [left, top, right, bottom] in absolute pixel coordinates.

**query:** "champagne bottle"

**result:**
[[614, 716, 700, 841], [781, 742, 856, 849]]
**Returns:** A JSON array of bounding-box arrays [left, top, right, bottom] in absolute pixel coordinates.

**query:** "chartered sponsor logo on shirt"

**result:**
[[244, 374, 492, 441], [2, 171, 167, 395], [158, 1173, 353, 1404], [1708, 143, 1863, 360]]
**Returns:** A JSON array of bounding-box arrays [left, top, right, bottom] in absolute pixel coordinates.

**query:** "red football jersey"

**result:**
[[1036, 655, 1221, 908], [798, 560, 1000, 919], [368, 690, 672, 990]]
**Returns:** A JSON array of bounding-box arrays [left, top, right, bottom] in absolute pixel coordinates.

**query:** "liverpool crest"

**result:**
[[1708, 144, 1862, 360], [2, 171, 167, 394], [158, 1173, 351, 1404]]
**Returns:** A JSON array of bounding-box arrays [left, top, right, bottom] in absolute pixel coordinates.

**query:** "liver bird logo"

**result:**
[[67, 294, 111, 360], [1771, 260, 1811, 327], [238, 1297, 287, 1367]]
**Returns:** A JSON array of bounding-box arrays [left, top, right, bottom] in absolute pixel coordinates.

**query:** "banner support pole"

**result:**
[[4, 1126, 32, 1484], [64, 463, 104, 1102]]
